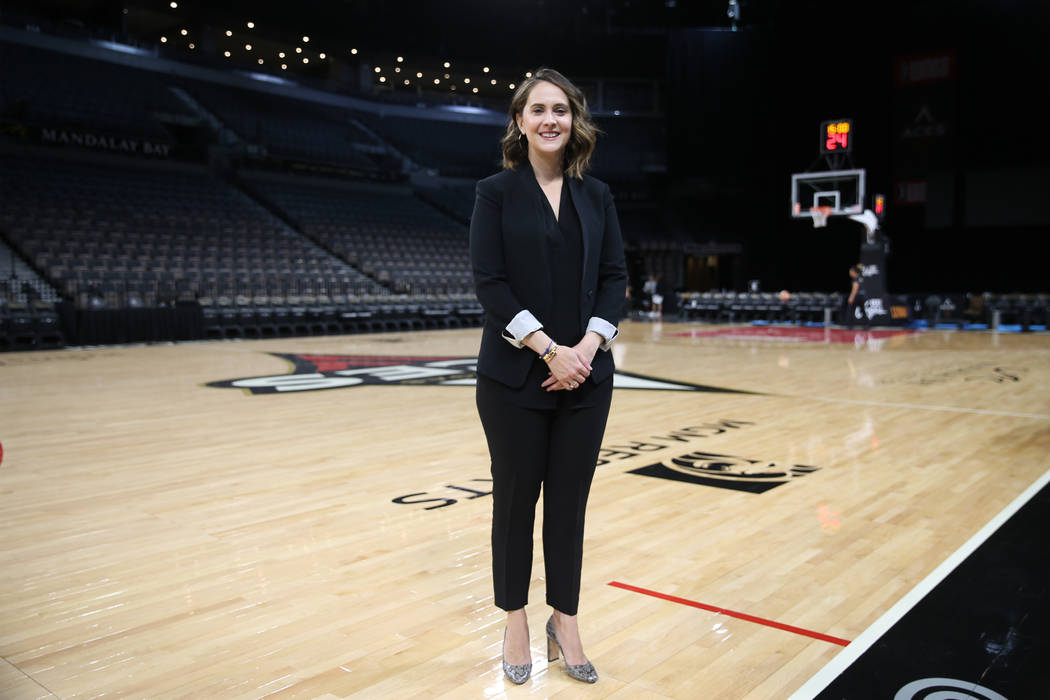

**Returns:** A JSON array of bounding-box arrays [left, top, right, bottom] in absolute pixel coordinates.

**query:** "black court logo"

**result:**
[[628, 451, 818, 494], [880, 361, 1026, 386], [207, 354, 760, 395], [391, 420, 761, 512]]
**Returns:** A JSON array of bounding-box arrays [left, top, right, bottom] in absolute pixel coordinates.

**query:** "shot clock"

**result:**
[[821, 118, 852, 153]]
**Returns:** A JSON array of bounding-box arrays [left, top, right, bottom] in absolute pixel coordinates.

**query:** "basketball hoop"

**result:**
[[809, 206, 832, 228]]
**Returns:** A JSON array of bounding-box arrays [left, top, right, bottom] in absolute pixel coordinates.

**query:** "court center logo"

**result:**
[[628, 451, 818, 494], [207, 353, 759, 395]]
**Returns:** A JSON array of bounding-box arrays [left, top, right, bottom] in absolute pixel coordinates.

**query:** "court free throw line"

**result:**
[[607, 581, 851, 647]]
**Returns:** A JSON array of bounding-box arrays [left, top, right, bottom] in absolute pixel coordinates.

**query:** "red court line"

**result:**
[[608, 581, 851, 647]]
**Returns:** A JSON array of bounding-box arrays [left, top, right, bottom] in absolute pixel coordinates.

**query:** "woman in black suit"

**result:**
[[469, 67, 628, 685]]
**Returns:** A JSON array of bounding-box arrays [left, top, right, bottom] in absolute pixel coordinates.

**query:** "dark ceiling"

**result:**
[[4, 0, 769, 77], [5, 0, 1047, 81]]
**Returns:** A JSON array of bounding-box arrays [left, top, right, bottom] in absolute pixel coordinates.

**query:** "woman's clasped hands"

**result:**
[[542, 333, 602, 392]]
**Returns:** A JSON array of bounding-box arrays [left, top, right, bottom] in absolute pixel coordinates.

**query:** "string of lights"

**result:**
[[147, 2, 532, 98]]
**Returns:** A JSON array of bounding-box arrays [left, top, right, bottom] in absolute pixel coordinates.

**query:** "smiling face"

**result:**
[[516, 80, 573, 162]]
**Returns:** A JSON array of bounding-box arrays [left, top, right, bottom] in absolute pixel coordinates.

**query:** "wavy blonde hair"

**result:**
[[500, 67, 600, 179]]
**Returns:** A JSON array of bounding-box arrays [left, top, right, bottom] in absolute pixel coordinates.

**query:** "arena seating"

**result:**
[[677, 291, 843, 325], [413, 181, 476, 224], [182, 81, 386, 172], [989, 293, 1049, 330], [0, 146, 483, 345], [1, 239, 61, 304], [1, 35, 1044, 350], [352, 112, 503, 178], [675, 290, 1050, 331], [0, 241, 65, 350], [955, 292, 1048, 331], [244, 172, 474, 296], [2, 41, 193, 141], [0, 298, 64, 350], [0, 152, 368, 305]]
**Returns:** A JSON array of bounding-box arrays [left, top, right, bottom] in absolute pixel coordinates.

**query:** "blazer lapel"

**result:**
[[567, 176, 594, 282]]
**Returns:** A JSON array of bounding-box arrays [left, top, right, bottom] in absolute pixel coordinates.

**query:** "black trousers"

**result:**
[[476, 376, 613, 615]]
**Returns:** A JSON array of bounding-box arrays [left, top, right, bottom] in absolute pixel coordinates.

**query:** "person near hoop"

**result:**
[[845, 263, 868, 328], [469, 67, 628, 685]]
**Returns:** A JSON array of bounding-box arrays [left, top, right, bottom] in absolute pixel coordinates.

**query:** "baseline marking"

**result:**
[[787, 466, 1050, 699], [607, 581, 850, 647]]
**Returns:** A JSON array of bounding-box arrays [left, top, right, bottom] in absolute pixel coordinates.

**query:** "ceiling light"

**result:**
[[319, 52, 325, 59], [379, 76, 386, 82], [490, 79, 496, 85], [509, 83, 516, 89], [416, 72, 422, 78], [225, 30, 232, 36], [180, 28, 188, 36], [245, 44, 252, 50], [257, 58, 263, 64], [160, 36, 167, 43], [472, 87, 478, 93], [247, 21, 254, 29], [397, 56, 404, 62], [302, 35, 309, 42], [279, 51, 285, 58], [374, 66, 381, 73], [295, 47, 302, 54], [188, 43, 195, 49], [404, 79, 409, 85], [223, 51, 231, 57], [483, 66, 490, 72], [434, 78, 440, 84], [351, 48, 357, 54], [281, 64, 287, 70], [303, 57, 309, 63], [443, 61, 450, 68], [463, 77, 470, 84], [525, 72, 532, 78], [170, 1, 177, 8], [444, 73, 450, 79]]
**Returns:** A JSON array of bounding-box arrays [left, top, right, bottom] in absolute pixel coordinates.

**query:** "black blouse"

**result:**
[[477, 175, 607, 409]]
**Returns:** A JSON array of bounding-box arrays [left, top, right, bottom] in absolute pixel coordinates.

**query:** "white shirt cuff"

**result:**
[[502, 309, 543, 348], [586, 316, 619, 351]]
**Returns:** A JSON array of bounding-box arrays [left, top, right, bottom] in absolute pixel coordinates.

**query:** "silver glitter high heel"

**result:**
[[546, 615, 598, 683], [502, 628, 532, 684]]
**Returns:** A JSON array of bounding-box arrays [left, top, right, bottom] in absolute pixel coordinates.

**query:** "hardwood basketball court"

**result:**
[[1, 321, 1047, 698]]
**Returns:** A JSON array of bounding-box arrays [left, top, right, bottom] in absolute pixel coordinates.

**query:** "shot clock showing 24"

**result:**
[[821, 118, 853, 153]]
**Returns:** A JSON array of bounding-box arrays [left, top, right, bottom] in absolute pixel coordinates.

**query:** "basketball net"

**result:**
[[809, 206, 832, 228]]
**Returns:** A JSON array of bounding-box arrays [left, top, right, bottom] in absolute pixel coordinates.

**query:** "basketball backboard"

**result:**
[[790, 169, 866, 219]]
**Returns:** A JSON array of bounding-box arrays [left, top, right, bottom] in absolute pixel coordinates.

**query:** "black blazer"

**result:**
[[469, 163, 628, 389]]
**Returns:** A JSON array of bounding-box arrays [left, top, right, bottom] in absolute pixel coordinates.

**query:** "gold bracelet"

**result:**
[[541, 343, 558, 363]]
